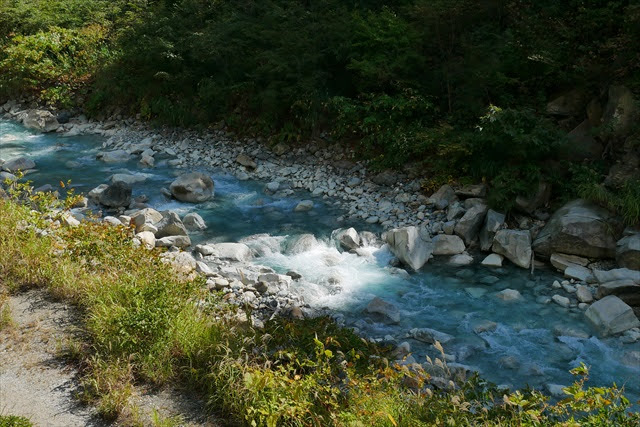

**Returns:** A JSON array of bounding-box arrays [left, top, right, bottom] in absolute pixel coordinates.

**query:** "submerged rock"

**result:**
[[294, 200, 314, 212], [169, 172, 214, 203], [98, 150, 131, 163], [585, 295, 640, 336], [2, 156, 35, 172], [410, 327, 454, 345], [365, 297, 400, 324], [284, 234, 318, 255]]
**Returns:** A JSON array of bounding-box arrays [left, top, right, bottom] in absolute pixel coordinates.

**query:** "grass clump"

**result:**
[[1, 187, 639, 426], [0, 415, 33, 427]]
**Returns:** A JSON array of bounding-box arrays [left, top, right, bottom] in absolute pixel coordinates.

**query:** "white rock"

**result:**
[[481, 253, 504, 267]]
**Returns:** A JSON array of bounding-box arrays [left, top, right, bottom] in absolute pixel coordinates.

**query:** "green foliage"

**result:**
[[0, 415, 33, 427], [0, 25, 111, 107]]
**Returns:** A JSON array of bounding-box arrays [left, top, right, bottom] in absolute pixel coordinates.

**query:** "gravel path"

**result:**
[[0, 289, 224, 427]]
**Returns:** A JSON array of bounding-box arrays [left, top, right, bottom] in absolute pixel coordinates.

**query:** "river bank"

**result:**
[[1, 101, 640, 403]]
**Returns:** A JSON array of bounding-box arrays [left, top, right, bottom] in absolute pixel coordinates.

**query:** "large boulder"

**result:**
[[22, 109, 59, 132], [130, 208, 163, 231], [492, 230, 532, 269], [432, 234, 465, 256], [98, 181, 132, 208], [533, 200, 621, 259], [479, 210, 505, 252], [169, 172, 214, 203], [203, 243, 252, 262], [585, 295, 640, 336], [385, 226, 433, 271], [332, 228, 361, 252], [593, 268, 640, 284], [183, 212, 207, 231], [154, 211, 188, 238], [454, 204, 488, 245], [616, 234, 640, 271], [2, 156, 35, 172], [596, 280, 640, 307], [429, 185, 457, 210], [156, 235, 192, 248]]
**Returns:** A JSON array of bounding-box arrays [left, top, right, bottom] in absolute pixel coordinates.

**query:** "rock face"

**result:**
[[602, 85, 638, 138], [22, 109, 59, 132], [585, 295, 640, 336], [333, 228, 361, 252], [479, 210, 505, 252], [533, 200, 621, 259], [2, 157, 35, 172], [432, 235, 465, 256], [98, 181, 132, 208], [385, 226, 433, 271], [616, 234, 640, 271], [169, 172, 214, 203], [454, 204, 488, 245], [365, 297, 400, 324], [492, 230, 532, 269]]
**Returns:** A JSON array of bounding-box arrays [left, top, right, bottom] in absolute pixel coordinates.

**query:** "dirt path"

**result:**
[[0, 289, 225, 427]]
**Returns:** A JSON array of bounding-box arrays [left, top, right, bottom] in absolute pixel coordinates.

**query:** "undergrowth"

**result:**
[[0, 185, 639, 426]]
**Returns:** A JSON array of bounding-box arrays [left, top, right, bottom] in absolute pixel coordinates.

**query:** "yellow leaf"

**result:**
[[385, 413, 398, 427]]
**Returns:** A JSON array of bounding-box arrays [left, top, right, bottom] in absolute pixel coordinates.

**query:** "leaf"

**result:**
[[385, 413, 398, 427]]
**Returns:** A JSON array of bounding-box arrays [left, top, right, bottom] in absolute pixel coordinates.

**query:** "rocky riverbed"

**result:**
[[1, 100, 640, 400]]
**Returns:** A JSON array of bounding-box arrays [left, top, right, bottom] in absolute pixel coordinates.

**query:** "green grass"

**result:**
[[0, 415, 33, 427], [1, 191, 639, 426]]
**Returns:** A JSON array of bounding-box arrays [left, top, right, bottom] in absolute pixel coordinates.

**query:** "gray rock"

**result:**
[[136, 231, 156, 250], [22, 109, 59, 132], [333, 228, 361, 252], [454, 204, 488, 245], [533, 199, 621, 259], [365, 297, 400, 324], [449, 253, 474, 266], [156, 235, 191, 248], [87, 184, 108, 201], [265, 181, 280, 193], [492, 229, 532, 269], [205, 243, 252, 262], [169, 172, 214, 203], [576, 285, 594, 303], [384, 226, 433, 271], [163, 251, 196, 273], [481, 253, 504, 267], [284, 234, 318, 255], [515, 181, 551, 214], [154, 211, 188, 238], [602, 85, 638, 138], [130, 208, 163, 230], [496, 289, 522, 301], [552, 295, 571, 308], [410, 327, 454, 344], [564, 265, 595, 283], [236, 153, 257, 170], [432, 234, 465, 256], [183, 212, 207, 231], [429, 184, 457, 210], [110, 173, 148, 185], [98, 150, 131, 163], [616, 234, 640, 271], [585, 295, 640, 336], [294, 200, 314, 212], [455, 184, 486, 198], [479, 210, 505, 251], [98, 181, 132, 208], [195, 261, 215, 277], [446, 203, 466, 221], [593, 268, 640, 284], [550, 253, 589, 271], [596, 280, 640, 307], [3, 156, 35, 172]]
